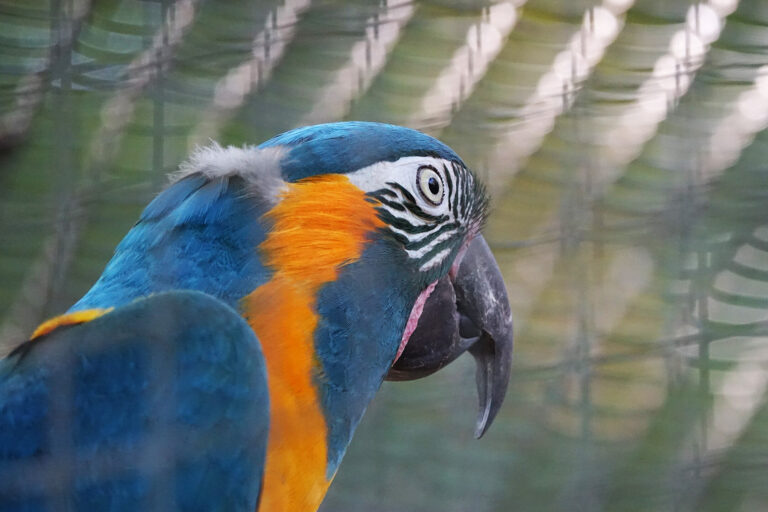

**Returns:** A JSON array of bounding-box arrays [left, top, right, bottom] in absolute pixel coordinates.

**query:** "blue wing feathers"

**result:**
[[74, 343, 148, 450], [72, 176, 271, 312], [140, 174, 207, 222], [0, 363, 48, 460], [0, 291, 269, 512], [75, 477, 149, 512], [170, 179, 230, 227]]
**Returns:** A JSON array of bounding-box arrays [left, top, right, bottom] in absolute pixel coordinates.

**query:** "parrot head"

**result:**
[[258, 122, 513, 438]]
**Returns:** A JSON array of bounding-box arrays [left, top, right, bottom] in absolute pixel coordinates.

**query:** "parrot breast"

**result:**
[[242, 174, 384, 511]]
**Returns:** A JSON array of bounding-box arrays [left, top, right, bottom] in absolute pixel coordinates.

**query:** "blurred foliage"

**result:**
[[2, 0, 768, 510]]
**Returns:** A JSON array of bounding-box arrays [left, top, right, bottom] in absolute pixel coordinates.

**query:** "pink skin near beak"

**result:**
[[448, 238, 472, 282], [393, 280, 437, 363], [393, 235, 475, 363]]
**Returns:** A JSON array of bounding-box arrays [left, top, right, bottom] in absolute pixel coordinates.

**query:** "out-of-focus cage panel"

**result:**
[[1, 0, 768, 511]]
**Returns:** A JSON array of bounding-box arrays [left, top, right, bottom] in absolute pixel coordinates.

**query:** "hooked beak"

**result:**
[[386, 235, 513, 438]]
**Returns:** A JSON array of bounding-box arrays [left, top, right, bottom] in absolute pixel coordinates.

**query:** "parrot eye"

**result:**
[[417, 166, 444, 206]]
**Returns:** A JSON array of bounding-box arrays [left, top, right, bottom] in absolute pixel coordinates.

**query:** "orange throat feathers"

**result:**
[[243, 174, 383, 511]]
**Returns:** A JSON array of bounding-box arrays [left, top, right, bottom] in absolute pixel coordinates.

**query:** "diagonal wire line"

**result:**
[[298, 0, 415, 125], [206, 0, 416, 143], [0, 0, 93, 147], [479, 0, 741, 351], [408, 1, 523, 132], [441, 0, 634, 195], [188, 0, 312, 145]]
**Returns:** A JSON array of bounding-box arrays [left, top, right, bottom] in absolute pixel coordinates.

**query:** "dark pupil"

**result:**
[[427, 176, 440, 195]]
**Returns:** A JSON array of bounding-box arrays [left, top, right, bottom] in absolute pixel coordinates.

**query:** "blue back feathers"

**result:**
[[71, 176, 271, 313]]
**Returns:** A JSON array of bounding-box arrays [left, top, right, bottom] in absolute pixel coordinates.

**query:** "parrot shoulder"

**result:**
[[73, 143, 290, 311]]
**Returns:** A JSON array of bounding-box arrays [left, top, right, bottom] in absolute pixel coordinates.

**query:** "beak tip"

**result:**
[[473, 387, 503, 439], [474, 422, 488, 439]]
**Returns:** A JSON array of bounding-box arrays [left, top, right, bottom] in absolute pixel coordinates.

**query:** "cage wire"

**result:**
[[1, 0, 768, 510]]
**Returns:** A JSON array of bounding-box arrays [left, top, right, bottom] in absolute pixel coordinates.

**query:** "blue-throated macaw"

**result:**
[[0, 122, 513, 511]]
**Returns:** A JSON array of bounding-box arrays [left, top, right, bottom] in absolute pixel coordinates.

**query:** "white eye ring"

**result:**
[[417, 166, 444, 206]]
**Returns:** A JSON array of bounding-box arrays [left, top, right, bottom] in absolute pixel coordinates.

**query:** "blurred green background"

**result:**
[[2, 0, 768, 510]]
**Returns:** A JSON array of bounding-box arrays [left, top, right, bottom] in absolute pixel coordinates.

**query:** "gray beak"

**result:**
[[386, 235, 513, 438]]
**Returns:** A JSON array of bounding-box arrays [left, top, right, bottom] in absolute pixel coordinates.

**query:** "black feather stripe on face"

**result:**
[[368, 159, 490, 277]]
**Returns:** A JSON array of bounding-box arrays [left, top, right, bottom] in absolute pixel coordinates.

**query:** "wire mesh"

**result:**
[[1, 0, 768, 510]]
